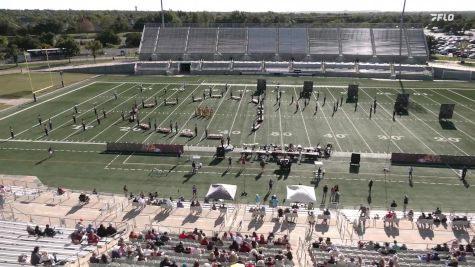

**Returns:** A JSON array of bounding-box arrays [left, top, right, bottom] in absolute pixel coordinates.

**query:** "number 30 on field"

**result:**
[[377, 135, 404, 140]]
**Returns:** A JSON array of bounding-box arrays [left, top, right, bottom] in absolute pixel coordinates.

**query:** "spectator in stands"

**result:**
[[390, 200, 397, 209], [75, 219, 85, 233], [96, 224, 107, 238], [78, 192, 90, 203], [40, 251, 56, 266], [34, 225, 44, 237], [229, 240, 239, 251], [87, 231, 100, 245], [175, 241, 185, 253], [57, 187, 65, 195], [392, 240, 400, 251], [30, 246, 41, 265], [70, 230, 83, 245], [100, 254, 109, 264], [85, 224, 95, 234], [106, 223, 117, 236], [129, 230, 140, 241], [44, 224, 56, 237], [89, 252, 100, 263], [160, 232, 170, 242]]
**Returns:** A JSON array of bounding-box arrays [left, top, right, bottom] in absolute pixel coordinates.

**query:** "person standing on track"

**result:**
[[408, 166, 413, 180], [368, 179, 373, 194], [268, 179, 273, 192], [192, 185, 197, 198], [10, 127, 14, 139], [228, 157, 232, 169], [48, 147, 54, 158], [322, 185, 328, 204], [38, 114, 42, 126]]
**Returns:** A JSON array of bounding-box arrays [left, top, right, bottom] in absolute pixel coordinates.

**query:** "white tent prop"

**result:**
[[206, 184, 237, 200], [286, 185, 316, 203]]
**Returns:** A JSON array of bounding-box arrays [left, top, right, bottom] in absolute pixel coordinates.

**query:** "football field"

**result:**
[[0, 75, 474, 210]]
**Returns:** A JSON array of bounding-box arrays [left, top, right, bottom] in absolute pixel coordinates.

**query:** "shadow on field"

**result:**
[[439, 120, 457, 130]]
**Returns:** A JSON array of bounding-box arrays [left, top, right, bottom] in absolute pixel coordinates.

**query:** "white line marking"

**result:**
[[292, 87, 312, 147], [59, 83, 139, 141], [142, 83, 203, 144], [360, 87, 436, 154], [0, 139, 105, 145], [429, 90, 475, 122], [89, 84, 170, 142], [105, 153, 121, 169], [391, 88, 469, 155], [277, 93, 284, 149], [325, 87, 373, 152], [0, 76, 100, 121], [311, 91, 342, 151], [448, 89, 475, 104], [228, 85, 246, 135], [198, 83, 231, 141]]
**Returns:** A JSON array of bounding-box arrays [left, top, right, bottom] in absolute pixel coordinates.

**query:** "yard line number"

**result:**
[[323, 133, 347, 138], [72, 125, 94, 130], [271, 132, 292, 137], [377, 135, 404, 141], [434, 137, 461, 142]]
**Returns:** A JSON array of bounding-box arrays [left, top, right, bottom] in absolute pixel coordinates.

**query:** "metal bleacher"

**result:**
[[406, 28, 429, 59], [154, 27, 189, 58], [278, 28, 308, 59], [138, 26, 159, 60], [217, 28, 247, 56], [186, 28, 218, 58], [308, 28, 340, 60], [373, 28, 408, 58], [247, 28, 277, 57], [340, 28, 373, 60]]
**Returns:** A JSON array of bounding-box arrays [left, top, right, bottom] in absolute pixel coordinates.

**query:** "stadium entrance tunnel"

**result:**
[[179, 63, 191, 74]]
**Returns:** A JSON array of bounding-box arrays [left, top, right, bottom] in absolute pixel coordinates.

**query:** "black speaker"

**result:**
[[216, 147, 225, 158], [351, 153, 361, 165]]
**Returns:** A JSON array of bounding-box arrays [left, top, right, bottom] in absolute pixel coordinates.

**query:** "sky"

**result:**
[[1, 0, 474, 12]]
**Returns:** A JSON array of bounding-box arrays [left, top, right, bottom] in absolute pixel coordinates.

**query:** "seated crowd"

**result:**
[[70, 219, 118, 245], [97, 228, 294, 266]]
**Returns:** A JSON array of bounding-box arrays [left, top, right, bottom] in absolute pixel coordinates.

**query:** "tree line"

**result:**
[[0, 9, 473, 63]]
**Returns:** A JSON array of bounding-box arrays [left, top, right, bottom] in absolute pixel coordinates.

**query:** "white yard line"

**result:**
[[277, 93, 285, 149], [16, 82, 125, 139], [325, 87, 373, 153], [430, 90, 475, 120], [0, 139, 105, 145], [403, 89, 475, 144], [58, 83, 141, 141], [311, 91, 342, 151], [448, 89, 475, 104], [393, 90, 473, 155], [122, 152, 135, 165], [227, 85, 246, 134], [357, 99, 403, 153], [40, 83, 134, 139], [170, 85, 208, 143], [0, 76, 100, 121], [88, 84, 171, 142], [197, 84, 232, 141], [105, 153, 121, 169], [141, 83, 203, 144], [361, 88, 437, 154], [292, 87, 312, 147]]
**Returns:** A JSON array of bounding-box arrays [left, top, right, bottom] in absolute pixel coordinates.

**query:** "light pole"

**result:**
[[161, 0, 165, 28], [398, 0, 407, 78]]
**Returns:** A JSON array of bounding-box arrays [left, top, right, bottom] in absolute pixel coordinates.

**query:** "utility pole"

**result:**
[[399, 0, 407, 78], [161, 0, 165, 28]]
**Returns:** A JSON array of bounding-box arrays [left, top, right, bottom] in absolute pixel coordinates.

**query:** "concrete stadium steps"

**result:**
[[218, 28, 247, 55], [340, 28, 373, 60], [186, 28, 218, 56], [373, 28, 409, 57], [248, 28, 278, 57]]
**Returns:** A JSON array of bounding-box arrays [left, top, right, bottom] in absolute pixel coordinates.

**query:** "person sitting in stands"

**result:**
[[57, 187, 65, 195], [92, 188, 97, 195], [229, 240, 240, 251], [146, 230, 157, 240], [200, 236, 209, 246], [79, 193, 89, 203], [70, 230, 83, 245], [76, 219, 85, 233], [465, 244, 473, 253], [100, 254, 109, 264], [89, 252, 100, 263], [106, 223, 117, 236], [40, 251, 56, 266], [258, 234, 266, 244], [434, 207, 442, 215], [34, 225, 44, 237], [44, 224, 56, 237], [129, 231, 140, 241], [160, 232, 170, 242], [240, 241, 252, 253], [96, 224, 107, 238], [177, 200, 184, 208], [87, 231, 100, 245], [179, 231, 188, 239], [85, 224, 95, 234], [308, 211, 316, 225], [174, 241, 185, 253], [159, 256, 171, 267]]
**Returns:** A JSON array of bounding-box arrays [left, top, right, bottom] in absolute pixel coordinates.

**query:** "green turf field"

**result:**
[[0, 75, 474, 211]]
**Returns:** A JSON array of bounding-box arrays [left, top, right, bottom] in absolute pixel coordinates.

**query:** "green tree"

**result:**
[[125, 32, 141, 48], [39, 32, 56, 47], [7, 44, 19, 66], [95, 29, 120, 46], [56, 37, 80, 63], [85, 40, 102, 62], [458, 41, 470, 63], [425, 35, 436, 57]]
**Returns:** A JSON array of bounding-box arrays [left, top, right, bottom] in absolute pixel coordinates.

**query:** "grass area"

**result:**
[[0, 72, 95, 98], [0, 75, 474, 211]]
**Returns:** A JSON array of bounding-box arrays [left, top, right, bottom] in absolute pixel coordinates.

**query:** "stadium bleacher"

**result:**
[[248, 28, 278, 59], [278, 28, 308, 60], [340, 28, 373, 61], [308, 28, 341, 60], [186, 28, 218, 59], [154, 27, 189, 59], [217, 28, 247, 58]]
